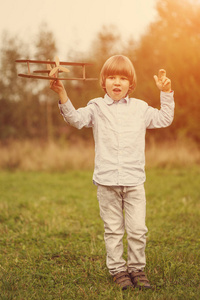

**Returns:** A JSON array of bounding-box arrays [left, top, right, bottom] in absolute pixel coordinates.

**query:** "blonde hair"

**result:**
[[100, 55, 137, 93]]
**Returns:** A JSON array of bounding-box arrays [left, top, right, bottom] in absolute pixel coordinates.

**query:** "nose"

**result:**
[[114, 77, 120, 85]]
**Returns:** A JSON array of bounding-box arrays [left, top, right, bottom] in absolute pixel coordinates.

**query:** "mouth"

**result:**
[[113, 88, 121, 93]]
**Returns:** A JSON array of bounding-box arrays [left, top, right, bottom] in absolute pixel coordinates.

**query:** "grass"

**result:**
[[0, 168, 200, 299]]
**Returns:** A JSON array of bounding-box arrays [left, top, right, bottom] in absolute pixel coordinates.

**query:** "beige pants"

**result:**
[[97, 184, 148, 276]]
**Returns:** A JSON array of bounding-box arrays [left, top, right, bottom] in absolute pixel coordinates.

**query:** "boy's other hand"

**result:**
[[47, 61, 68, 103], [154, 69, 171, 93]]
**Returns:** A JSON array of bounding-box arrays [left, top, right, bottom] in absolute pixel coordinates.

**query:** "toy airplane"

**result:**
[[15, 56, 98, 81]]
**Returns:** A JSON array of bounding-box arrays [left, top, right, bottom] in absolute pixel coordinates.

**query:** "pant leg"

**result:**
[[123, 184, 148, 273], [97, 185, 127, 275]]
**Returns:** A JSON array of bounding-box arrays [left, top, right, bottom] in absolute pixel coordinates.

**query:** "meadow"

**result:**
[[0, 139, 199, 171], [0, 141, 200, 299]]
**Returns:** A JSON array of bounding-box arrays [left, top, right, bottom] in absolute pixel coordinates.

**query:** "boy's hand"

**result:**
[[154, 69, 171, 93], [47, 61, 68, 104], [49, 78, 65, 94]]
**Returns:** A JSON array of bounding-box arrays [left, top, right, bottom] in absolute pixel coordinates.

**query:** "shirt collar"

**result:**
[[104, 94, 130, 105]]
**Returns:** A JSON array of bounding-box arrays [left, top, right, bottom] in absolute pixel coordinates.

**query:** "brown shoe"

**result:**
[[113, 271, 134, 290], [130, 270, 151, 289]]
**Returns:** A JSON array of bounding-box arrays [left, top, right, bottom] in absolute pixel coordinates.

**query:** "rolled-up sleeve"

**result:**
[[145, 91, 175, 129], [58, 99, 94, 129]]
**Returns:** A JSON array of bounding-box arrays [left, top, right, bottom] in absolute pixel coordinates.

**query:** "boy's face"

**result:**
[[105, 75, 130, 101]]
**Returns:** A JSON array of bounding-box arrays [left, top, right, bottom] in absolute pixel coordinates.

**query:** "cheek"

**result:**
[[105, 81, 111, 90], [124, 83, 130, 91], [102, 80, 108, 92]]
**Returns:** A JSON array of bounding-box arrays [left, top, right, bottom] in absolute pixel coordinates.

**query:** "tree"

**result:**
[[0, 28, 59, 141], [34, 23, 58, 141], [34, 23, 57, 61], [1, 1, 200, 143], [127, 0, 200, 142], [0, 33, 36, 138]]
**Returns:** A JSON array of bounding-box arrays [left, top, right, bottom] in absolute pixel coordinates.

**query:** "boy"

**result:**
[[49, 55, 174, 290]]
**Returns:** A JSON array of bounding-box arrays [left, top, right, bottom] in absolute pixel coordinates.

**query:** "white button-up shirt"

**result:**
[[59, 92, 175, 186]]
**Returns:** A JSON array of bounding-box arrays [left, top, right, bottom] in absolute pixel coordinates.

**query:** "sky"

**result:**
[[0, 0, 158, 59]]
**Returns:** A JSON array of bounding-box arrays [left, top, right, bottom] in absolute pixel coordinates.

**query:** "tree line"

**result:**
[[0, 0, 199, 144]]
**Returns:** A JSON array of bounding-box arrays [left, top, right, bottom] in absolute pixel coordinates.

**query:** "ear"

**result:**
[[101, 79, 106, 92], [128, 83, 136, 93]]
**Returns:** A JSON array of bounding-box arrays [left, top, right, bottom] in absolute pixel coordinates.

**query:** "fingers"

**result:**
[[162, 78, 171, 92], [154, 69, 166, 82], [157, 69, 169, 87], [162, 77, 171, 87], [49, 78, 60, 91], [154, 69, 171, 92], [153, 75, 158, 85], [49, 79, 56, 89], [158, 69, 166, 79], [47, 59, 66, 95]]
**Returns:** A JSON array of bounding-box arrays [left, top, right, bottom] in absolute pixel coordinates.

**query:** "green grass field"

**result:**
[[0, 168, 199, 299]]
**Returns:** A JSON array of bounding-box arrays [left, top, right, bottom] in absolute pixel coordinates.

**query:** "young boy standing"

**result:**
[[49, 55, 174, 290]]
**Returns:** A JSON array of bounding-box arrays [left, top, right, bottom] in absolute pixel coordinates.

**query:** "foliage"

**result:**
[[0, 168, 199, 299], [130, 0, 200, 142], [0, 0, 200, 143]]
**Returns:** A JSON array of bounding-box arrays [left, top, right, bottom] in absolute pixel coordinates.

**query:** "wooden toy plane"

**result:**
[[15, 56, 98, 81]]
